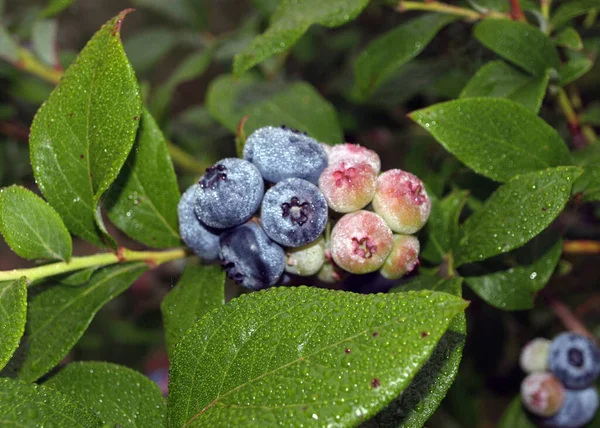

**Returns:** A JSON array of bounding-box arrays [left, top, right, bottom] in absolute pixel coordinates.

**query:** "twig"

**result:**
[[546, 298, 595, 339], [540, 0, 551, 20], [509, 0, 526, 21], [0, 247, 187, 285], [396, 1, 509, 20], [563, 240, 600, 254]]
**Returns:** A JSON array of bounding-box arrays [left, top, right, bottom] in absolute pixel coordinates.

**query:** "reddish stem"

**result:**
[[546, 298, 595, 340], [509, 0, 526, 21]]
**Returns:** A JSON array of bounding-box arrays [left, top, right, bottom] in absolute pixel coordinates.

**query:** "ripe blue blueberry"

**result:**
[[219, 222, 285, 290], [178, 184, 220, 261], [548, 332, 600, 389], [243, 126, 328, 184], [194, 158, 264, 229], [261, 178, 328, 247], [540, 386, 599, 428]]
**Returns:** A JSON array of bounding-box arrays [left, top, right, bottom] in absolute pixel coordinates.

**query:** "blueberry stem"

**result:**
[[396, 1, 508, 20], [546, 298, 596, 341], [0, 247, 188, 285]]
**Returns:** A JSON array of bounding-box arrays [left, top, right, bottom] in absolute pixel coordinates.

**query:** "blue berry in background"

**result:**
[[261, 178, 328, 248], [219, 222, 285, 290], [194, 158, 264, 229], [548, 332, 600, 389], [540, 386, 599, 428], [178, 184, 220, 261], [243, 126, 328, 184]]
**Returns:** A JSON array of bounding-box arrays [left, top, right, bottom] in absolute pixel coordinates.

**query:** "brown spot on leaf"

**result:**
[[371, 378, 381, 388], [372, 332, 379, 337], [80, 154, 84, 159], [542, 207, 547, 211], [133, 116, 138, 121], [421, 331, 430, 338], [345, 348, 351, 354], [69, 112, 74, 118]]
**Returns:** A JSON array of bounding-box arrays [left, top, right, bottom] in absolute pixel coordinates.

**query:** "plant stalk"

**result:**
[[397, 1, 508, 20]]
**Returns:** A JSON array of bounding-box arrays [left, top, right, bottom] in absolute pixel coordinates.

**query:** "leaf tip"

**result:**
[[112, 8, 135, 36]]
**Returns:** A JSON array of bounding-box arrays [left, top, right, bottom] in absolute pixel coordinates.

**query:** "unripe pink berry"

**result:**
[[520, 338, 551, 373], [328, 143, 381, 174], [330, 210, 393, 274], [319, 161, 377, 213], [380, 234, 420, 279], [521, 372, 565, 417], [372, 169, 431, 234]]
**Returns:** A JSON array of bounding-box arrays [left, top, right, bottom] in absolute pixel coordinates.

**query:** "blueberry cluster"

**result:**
[[178, 126, 431, 289], [519, 333, 600, 427]]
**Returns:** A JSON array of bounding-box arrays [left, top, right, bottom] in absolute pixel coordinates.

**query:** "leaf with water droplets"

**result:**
[[353, 14, 456, 100], [465, 239, 562, 310], [5, 263, 147, 382], [29, 10, 142, 248], [233, 0, 369, 77], [0, 185, 72, 261], [0, 377, 102, 427], [572, 144, 600, 202], [44, 361, 166, 427], [105, 108, 181, 248], [559, 57, 593, 86], [0, 278, 26, 371], [409, 98, 570, 183], [168, 286, 467, 427], [550, 0, 600, 29], [368, 276, 465, 427], [207, 73, 343, 144], [460, 60, 549, 113], [474, 20, 560, 76], [161, 264, 225, 359], [455, 167, 581, 266], [421, 190, 469, 264], [498, 396, 537, 428]]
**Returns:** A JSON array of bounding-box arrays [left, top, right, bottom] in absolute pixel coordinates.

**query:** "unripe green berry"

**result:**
[[520, 338, 551, 373], [285, 236, 326, 276]]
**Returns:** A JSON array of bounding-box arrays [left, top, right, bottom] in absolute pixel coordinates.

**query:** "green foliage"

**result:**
[[554, 27, 584, 51], [0, 278, 26, 371], [465, 239, 562, 310], [572, 144, 600, 201], [498, 397, 537, 428], [459, 61, 549, 112], [45, 361, 166, 427], [207, 73, 343, 143], [0, 378, 102, 427], [455, 167, 581, 266], [234, 0, 369, 76], [8, 263, 147, 382], [474, 20, 560, 75], [0, 185, 72, 261], [353, 14, 456, 100], [168, 287, 467, 426], [410, 98, 570, 183], [29, 10, 141, 248], [550, 0, 600, 29], [559, 57, 594, 86], [161, 264, 225, 358], [105, 108, 181, 248]]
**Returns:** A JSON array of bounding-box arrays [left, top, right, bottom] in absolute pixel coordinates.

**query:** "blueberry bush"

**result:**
[[0, 0, 599, 426]]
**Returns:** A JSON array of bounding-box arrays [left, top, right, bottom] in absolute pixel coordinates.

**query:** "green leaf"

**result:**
[[32, 19, 59, 68], [455, 167, 582, 266], [7, 263, 147, 382], [0, 378, 102, 427], [554, 27, 583, 51], [207, 73, 343, 144], [559, 57, 594, 86], [233, 0, 369, 76], [168, 287, 467, 427], [45, 361, 166, 427], [105, 108, 181, 248], [474, 20, 560, 75], [161, 264, 225, 359], [373, 277, 465, 427], [40, 0, 75, 18], [0, 185, 72, 261], [580, 104, 600, 126], [29, 11, 142, 248], [150, 48, 214, 121], [465, 239, 562, 310], [572, 144, 600, 201], [409, 98, 570, 183], [0, 278, 26, 371], [58, 267, 99, 286], [498, 397, 536, 428], [0, 24, 19, 63], [460, 60, 549, 113], [125, 28, 180, 74], [353, 14, 456, 99], [421, 190, 469, 264], [550, 0, 600, 29]]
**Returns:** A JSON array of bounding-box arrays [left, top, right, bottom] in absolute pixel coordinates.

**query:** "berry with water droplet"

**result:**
[[327, 143, 381, 174], [520, 372, 564, 417], [380, 234, 420, 279], [261, 178, 328, 247], [195, 158, 264, 229], [319, 161, 377, 213], [219, 222, 285, 290], [243, 126, 328, 184], [372, 169, 431, 234], [178, 184, 220, 261], [330, 210, 393, 274]]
